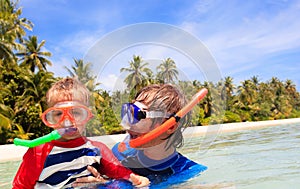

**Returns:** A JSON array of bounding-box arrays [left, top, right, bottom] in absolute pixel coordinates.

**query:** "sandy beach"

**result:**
[[1, 118, 299, 162]]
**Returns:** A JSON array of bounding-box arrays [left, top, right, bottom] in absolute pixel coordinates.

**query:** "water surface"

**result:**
[[177, 122, 300, 188], [1, 122, 299, 188]]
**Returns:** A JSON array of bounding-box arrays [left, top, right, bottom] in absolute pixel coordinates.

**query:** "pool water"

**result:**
[[177, 122, 300, 188], [0, 160, 20, 188], [1, 122, 299, 188]]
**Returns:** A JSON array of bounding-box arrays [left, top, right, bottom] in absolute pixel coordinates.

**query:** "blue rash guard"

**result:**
[[112, 141, 207, 186]]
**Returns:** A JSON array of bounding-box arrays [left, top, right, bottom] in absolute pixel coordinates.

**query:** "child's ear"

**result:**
[[166, 123, 178, 134]]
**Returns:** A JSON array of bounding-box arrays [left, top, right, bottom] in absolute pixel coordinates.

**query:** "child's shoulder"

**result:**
[[112, 142, 137, 161], [29, 143, 52, 154]]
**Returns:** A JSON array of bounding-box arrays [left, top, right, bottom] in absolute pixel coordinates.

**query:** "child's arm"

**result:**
[[98, 157, 133, 179], [99, 145, 150, 187], [89, 140, 131, 178], [90, 140, 122, 164], [89, 140, 150, 187]]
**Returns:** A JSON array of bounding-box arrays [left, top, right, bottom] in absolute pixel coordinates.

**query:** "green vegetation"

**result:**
[[1, 0, 299, 144]]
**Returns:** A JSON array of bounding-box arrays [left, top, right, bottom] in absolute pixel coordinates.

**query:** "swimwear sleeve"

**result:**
[[12, 144, 51, 189], [12, 148, 37, 189], [99, 157, 133, 180]]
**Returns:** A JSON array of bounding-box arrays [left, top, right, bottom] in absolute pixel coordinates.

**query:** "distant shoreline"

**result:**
[[1, 118, 299, 162]]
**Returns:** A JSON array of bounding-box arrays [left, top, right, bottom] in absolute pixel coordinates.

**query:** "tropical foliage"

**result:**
[[156, 57, 178, 83], [120, 55, 152, 95], [0, 0, 300, 144]]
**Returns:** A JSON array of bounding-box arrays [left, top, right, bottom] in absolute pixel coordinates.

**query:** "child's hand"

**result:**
[[72, 166, 108, 188], [129, 173, 150, 188]]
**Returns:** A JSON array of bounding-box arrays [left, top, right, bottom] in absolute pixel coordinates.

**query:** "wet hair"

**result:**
[[134, 84, 191, 149], [46, 77, 90, 107]]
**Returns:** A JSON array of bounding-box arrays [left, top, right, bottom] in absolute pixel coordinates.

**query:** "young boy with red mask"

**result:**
[[12, 77, 149, 189]]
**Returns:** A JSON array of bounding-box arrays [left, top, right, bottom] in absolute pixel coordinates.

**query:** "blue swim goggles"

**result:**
[[121, 102, 171, 125]]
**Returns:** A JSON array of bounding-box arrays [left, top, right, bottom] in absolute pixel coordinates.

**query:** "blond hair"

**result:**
[[46, 77, 90, 107]]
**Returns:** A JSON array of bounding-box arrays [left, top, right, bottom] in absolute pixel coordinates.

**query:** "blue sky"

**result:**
[[18, 0, 300, 91]]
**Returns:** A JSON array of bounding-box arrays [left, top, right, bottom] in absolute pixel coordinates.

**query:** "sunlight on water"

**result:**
[[1, 122, 299, 189], [179, 123, 300, 189]]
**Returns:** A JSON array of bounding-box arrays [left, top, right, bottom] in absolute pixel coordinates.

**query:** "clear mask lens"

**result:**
[[121, 103, 141, 125], [45, 109, 64, 124], [42, 105, 92, 128], [69, 107, 89, 122]]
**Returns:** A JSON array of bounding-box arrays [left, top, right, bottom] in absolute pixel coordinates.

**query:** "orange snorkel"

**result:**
[[129, 88, 208, 148]]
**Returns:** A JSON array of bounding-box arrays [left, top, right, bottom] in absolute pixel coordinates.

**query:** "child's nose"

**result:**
[[61, 119, 73, 127]]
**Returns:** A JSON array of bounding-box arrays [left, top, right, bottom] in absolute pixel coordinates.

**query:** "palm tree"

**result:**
[[224, 76, 234, 96], [16, 71, 56, 112], [0, 86, 14, 130], [156, 58, 179, 84], [223, 76, 235, 110], [65, 59, 94, 84], [232, 80, 257, 121], [200, 81, 225, 123], [120, 55, 152, 91], [17, 36, 52, 72], [236, 80, 256, 106], [65, 58, 104, 105], [0, 0, 33, 61], [0, 98, 14, 144], [250, 75, 260, 91], [0, 66, 56, 141], [269, 77, 283, 96], [284, 79, 298, 99], [15, 70, 57, 134], [201, 81, 213, 117]]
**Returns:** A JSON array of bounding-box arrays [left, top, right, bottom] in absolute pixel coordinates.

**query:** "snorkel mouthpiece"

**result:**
[[13, 127, 77, 148], [57, 127, 77, 135]]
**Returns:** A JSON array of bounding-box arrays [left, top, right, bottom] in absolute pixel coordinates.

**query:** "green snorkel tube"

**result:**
[[13, 128, 76, 148]]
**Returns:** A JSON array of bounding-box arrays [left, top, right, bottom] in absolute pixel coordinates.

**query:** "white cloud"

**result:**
[[60, 30, 106, 57], [47, 57, 71, 77], [179, 0, 300, 77]]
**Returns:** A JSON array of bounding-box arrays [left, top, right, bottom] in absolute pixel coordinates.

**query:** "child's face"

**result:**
[[42, 101, 92, 141], [122, 101, 169, 148]]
